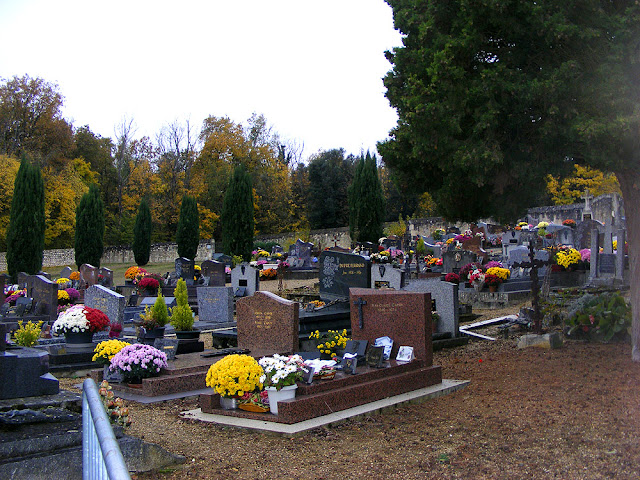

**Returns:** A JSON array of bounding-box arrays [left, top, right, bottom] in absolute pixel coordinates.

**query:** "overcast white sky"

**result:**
[[0, 0, 403, 160]]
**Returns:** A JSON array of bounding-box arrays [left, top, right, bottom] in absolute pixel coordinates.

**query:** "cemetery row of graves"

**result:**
[[0, 215, 631, 475]]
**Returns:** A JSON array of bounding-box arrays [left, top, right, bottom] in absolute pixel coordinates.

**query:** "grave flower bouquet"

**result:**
[[485, 267, 510, 282], [555, 248, 581, 269], [109, 343, 168, 382], [52, 305, 111, 335], [69, 271, 80, 281], [56, 277, 71, 289], [444, 273, 460, 284], [309, 329, 349, 358], [125, 266, 145, 281], [92, 339, 131, 366], [205, 354, 264, 398], [562, 219, 577, 227], [259, 354, 306, 390], [137, 276, 159, 290], [57, 289, 71, 305], [483, 274, 502, 287], [460, 262, 484, 281]]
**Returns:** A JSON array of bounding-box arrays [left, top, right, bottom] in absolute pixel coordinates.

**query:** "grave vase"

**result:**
[[266, 385, 297, 415], [65, 330, 94, 352], [488, 285, 498, 293], [219, 396, 238, 410]]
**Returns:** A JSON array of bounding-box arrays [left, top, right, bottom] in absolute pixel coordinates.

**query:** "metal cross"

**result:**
[[353, 297, 367, 329]]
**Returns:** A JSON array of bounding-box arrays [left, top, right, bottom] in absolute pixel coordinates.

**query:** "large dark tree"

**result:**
[[349, 152, 385, 243], [380, 0, 640, 359], [221, 165, 254, 260], [176, 195, 200, 260], [307, 149, 355, 229], [132, 198, 152, 266], [6, 156, 45, 280], [74, 184, 104, 268]]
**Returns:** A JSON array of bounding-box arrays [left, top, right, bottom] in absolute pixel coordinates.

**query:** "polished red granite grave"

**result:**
[[200, 359, 442, 424], [236, 292, 299, 355]]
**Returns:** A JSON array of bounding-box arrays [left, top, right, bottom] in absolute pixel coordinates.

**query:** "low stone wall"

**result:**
[[0, 240, 215, 271]]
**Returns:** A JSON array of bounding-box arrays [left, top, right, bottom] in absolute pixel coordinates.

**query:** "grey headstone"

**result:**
[[29, 275, 58, 323], [200, 260, 226, 287], [371, 264, 405, 290], [17, 272, 29, 289], [84, 284, 125, 326], [442, 250, 477, 274], [97, 267, 114, 287], [403, 277, 459, 337], [197, 287, 234, 324], [59, 266, 73, 279], [231, 264, 260, 297], [575, 219, 603, 251], [557, 227, 574, 247], [318, 251, 371, 302]]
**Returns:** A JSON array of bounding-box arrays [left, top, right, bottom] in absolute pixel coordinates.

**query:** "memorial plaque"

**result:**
[[319, 251, 370, 301], [365, 345, 384, 368], [599, 253, 616, 274]]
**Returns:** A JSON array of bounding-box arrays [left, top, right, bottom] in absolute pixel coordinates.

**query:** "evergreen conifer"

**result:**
[[176, 195, 199, 260], [74, 184, 105, 268], [348, 151, 385, 243], [132, 198, 152, 266], [221, 165, 254, 260]]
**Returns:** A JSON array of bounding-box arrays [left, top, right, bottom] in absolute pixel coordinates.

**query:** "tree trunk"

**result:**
[[615, 169, 640, 362]]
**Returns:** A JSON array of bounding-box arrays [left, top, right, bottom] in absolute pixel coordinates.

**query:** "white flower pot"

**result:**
[[266, 385, 297, 415]]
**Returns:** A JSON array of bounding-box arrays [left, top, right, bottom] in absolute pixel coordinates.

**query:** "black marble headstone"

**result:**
[[175, 257, 195, 285], [318, 251, 371, 301], [200, 260, 226, 287]]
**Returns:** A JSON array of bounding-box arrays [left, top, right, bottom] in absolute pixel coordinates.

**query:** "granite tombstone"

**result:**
[[403, 277, 459, 337], [370, 264, 405, 290], [318, 250, 370, 302], [84, 284, 125, 327], [79, 264, 98, 289], [200, 260, 226, 287], [175, 257, 195, 286], [349, 288, 433, 363], [236, 291, 299, 355], [197, 287, 234, 325], [231, 264, 260, 297]]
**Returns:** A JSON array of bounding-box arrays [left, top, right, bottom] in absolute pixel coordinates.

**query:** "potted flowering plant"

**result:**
[[483, 274, 502, 291], [562, 219, 577, 228], [444, 272, 460, 284], [136, 275, 159, 296], [469, 269, 486, 291], [109, 343, 168, 384], [93, 339, 131, 382], [52, 305, 110, 349], [460, 262, 484, 282], [308, 329, 349, 359], [124, 266, 145, 284], [205, 354, 264, 409], [258, 354, 307, 414]]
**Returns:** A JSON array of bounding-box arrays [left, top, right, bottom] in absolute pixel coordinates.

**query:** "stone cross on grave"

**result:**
[[513, 241, 554, 334], [353, 297, 367, 329], [581, 189, 593, 220]]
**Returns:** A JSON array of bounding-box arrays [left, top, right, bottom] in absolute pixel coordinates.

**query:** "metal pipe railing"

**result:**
[[82, 378, 131, 480]]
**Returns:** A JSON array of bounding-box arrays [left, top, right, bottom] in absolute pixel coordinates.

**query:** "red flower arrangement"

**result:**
[[109, 322, 123, 338], [562, 219, 576, 227], [483, 274, 502, 287], [84, 307, 111, 333], [137, 277, 160, 290], [444, 273, 460, 284]]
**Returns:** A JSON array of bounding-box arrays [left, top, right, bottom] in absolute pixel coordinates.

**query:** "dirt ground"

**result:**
[[60, 279, 640, 479]]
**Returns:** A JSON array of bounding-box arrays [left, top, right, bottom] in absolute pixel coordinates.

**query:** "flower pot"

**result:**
[[488, 285, 498, 293], [175, 330, 200, 340], [266, 385, 297, 415], [64, 330, 95, 352], [219, 396, 238, 410]]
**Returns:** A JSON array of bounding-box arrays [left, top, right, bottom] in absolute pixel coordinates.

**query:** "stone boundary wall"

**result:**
[[0, 240, 215, 272], [527, 193, 625, 226]]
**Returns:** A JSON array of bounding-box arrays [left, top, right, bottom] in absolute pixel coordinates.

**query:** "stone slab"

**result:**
[[197, 287, 233, 324], [236, 291, 299, 354], [349, 288, 432, 364], [84, 284, 125, 326]]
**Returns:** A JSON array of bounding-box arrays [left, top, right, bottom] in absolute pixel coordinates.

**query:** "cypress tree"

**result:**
[[176, 195, 199, 260], [348, 152, 385, 244], [6, 155, 45, 280], [75, 184, 105, 268], [132, 198, 152, 266], [221, 165, 254, 260]]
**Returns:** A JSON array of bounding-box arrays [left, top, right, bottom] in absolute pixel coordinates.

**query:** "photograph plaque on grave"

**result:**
[[366, 345, 385, 368]]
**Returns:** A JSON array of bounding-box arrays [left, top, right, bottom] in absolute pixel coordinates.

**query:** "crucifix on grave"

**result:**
[[513, 241, 554, 334], [353, 297, 367, 329], [581, 189, 593, 221]]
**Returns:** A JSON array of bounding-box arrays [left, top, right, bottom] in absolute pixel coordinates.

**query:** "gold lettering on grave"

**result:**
[[253, 311, 273, 329], [370, 302, 406, 315]]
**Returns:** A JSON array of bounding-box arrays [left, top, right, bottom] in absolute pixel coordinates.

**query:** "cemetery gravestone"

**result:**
[[17, 272, 29, 289], [30, 275, 58, 323], [231, 264, 260, 297], [84, 284, 125, 326], [0, 346, 59, 399], [79, 264, 98, 289], [557, 227, 574, 247], [200, 260, 226, 287], [60, 266, 73, 279], [402, 277, 459, 338], [288, 239, 314, 269], [442, 250, 477, 274], [236, 291, 299, 355], [197, 287, 234, 325], [370, 264, 405, 290], [349, 288, 433, 363], [175, 257, 195, 286], [318, 251, 371, 301], [97, 267, 114, 287], [575, 219, 603, 251], [139, 296, 177, 309]]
